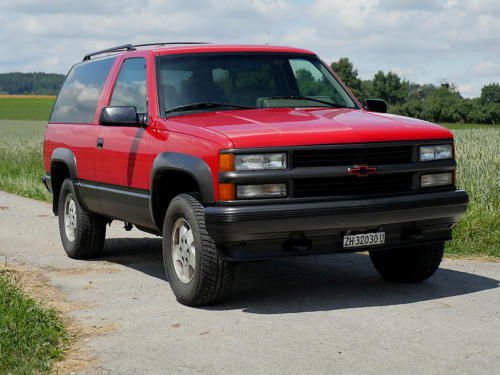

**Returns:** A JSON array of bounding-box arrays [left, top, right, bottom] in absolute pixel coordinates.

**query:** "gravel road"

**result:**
[[0, 191, 499, 374]]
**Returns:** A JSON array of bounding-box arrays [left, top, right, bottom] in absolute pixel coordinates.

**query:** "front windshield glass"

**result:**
[[157, 53, 358, 115]]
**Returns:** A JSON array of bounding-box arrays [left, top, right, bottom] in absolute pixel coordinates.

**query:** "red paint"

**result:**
[[44, 44, 454, 203]]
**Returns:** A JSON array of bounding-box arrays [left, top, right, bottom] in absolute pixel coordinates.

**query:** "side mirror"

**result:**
[[363, 99, 388, 113], [99, 106, 148, 127]]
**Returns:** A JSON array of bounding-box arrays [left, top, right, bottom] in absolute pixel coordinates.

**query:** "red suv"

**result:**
[[42, 43, 468, 306]]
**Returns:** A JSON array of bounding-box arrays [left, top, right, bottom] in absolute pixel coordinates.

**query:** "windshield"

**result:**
[[157, 53, 358, 115]]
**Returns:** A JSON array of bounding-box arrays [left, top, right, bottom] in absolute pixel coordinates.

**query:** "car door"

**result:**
[[95, 57, 155, 228]]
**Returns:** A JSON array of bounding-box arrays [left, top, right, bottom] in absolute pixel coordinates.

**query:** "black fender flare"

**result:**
[[49, 148, 86, 214], [149, 152, 215, 228]]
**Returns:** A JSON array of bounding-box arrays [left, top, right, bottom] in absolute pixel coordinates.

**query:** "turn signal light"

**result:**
[[219, 154, 234, 172], [218, 183, 235, 201]]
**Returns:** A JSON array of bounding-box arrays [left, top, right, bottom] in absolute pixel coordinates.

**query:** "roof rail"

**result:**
[[133, 42, 210, 48], [83, 44, 136, 61]]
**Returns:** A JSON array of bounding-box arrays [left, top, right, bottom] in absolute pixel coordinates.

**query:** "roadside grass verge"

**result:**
[[0, 96, 55, 121], [0, 269, 66, 374], [0, 120, 498, 258]]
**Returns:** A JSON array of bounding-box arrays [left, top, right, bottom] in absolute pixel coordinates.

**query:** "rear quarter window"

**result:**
[[49, 57, 116, 123]]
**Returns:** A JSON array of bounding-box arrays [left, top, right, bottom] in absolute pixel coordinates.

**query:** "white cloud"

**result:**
[[0, 0, 499, 97], [460, 0, 500, 14], [473, 61, 499, 75], [457, 85, 475, 98]]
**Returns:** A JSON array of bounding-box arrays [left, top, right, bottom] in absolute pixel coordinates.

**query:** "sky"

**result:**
[[1, 0, 499, 98]]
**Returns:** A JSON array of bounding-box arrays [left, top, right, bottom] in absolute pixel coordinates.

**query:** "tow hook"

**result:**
[[283, 233, 312, 252]]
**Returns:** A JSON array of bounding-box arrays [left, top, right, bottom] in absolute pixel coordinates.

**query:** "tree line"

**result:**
[[0, 72, 65, 95], [331, 58, 500, 124], [1, 67, 499, 124]]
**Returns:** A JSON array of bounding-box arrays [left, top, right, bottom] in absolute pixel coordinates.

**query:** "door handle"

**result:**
[[97, 138, 104, 149]]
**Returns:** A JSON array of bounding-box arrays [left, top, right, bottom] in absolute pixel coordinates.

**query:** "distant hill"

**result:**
[[0, 72, 65, 95]]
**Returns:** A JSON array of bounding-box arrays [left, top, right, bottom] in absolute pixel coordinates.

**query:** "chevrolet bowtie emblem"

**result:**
[[348, 165, 376, 177]]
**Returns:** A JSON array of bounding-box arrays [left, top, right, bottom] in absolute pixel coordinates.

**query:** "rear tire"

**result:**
[[162, 193, 234, 306], [369, 242, 444, 282], [58, 179, 106, 259]]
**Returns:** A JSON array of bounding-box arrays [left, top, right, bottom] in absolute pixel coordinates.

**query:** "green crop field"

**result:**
[[446, 128, 500, 258], [0, 95, 55, 121]]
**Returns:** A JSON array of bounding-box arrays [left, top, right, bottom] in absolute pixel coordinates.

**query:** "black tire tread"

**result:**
[[164, 193, 234, 306], [58, 179, 106, 259], [369, 242, 444, 282]]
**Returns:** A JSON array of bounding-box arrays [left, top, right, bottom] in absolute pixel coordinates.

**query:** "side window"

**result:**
[[110, 58, 147, 113], [289, 58, 353, 107], [289, 59, 335, 97], [50, 57, 115, 123]]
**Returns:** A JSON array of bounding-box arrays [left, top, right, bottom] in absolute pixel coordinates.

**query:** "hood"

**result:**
[[172, 108, 453, 149]]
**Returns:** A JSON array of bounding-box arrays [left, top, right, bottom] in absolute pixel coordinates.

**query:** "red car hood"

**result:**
[[173, 108, 453, 148]]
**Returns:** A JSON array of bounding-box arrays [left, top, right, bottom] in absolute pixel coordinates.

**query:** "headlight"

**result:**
[[234, 153, 287, 170], [421, 173, 453, 188], [236, 184, 287, 199], [420, 144, 453, 161]]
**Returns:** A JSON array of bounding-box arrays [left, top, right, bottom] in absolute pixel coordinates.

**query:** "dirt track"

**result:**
[[0, 190, 499, 374]]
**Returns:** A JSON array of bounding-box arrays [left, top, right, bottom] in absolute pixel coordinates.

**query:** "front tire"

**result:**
[[369, 242, 444, 282], [162, 193, 234, 306], [58, 179, 106, 259]]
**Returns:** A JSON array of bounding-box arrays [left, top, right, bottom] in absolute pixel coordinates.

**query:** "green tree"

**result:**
[[421, 86, 468, 122], [480, 83, 500, 105], [371, 71, 409, 105], [396, 99, 424, 119], [467, 96, 500, 124], [0, 72, 65, 95], [330, 57, 364, 99]]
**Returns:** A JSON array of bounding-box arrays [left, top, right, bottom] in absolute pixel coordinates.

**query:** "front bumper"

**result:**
[[205, 190, 468, 260]]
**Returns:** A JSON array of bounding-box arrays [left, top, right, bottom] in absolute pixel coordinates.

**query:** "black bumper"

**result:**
[[204, 190, 468, 260]]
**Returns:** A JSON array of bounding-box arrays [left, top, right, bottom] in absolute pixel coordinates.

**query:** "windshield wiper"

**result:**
[[261, 96, 345, 108], [165, 102, 255, 115]]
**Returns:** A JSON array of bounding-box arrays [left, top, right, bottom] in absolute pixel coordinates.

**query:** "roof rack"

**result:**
[[133, 42, 210, 48], [82, 42, 211, 61], [83, 44, 136, 61]]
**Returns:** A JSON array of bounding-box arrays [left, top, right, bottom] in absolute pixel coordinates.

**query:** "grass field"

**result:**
[[0, 95, 55, 121], [0, 270, 66, 374], [0, 118, 498, 258]]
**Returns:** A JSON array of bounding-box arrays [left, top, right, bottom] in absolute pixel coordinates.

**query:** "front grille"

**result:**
[[293, 145, 413, 167], [294, 173, 413, 198]]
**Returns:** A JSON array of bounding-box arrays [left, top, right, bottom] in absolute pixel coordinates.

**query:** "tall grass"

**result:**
[[446, 128, 500, 257], [0, 120, 50, 201]]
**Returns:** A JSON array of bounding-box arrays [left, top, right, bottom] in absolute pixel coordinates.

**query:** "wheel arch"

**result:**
[[149, 152, 215, 230], [50, 148, 86, 215]]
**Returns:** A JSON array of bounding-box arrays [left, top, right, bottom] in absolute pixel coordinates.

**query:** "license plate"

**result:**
[[343, 232, 385, 248]]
